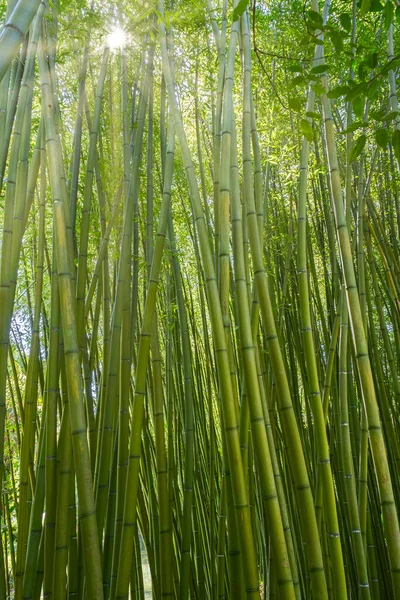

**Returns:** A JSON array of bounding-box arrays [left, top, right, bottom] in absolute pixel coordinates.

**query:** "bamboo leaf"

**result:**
[[306, 110, 321, 120], [392, 129, 400, 162], [300, 118, 314, 142], [307, 10, 323, 29], [327, 28, 343, 53], [361, 0, 374, 15], [311, 81, 326, 95], [366, 52, 378, 69], [232, 0, 248, 21], [290, 75, 307, 88], [288, 97, 302, 112], [375, 128, 389, 148], [384, 1, 394, 30], [349, 134, 366, 163], [327, 85, 350, 99], [345, 82, 368, 102], [339, 13, 352, 32], [288, 63, 303, 72], [311, 64, 330, 74], [342, 120, 364, 133]]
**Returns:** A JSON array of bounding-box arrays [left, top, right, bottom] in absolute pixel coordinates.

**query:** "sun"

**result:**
[[107, 26, 127, 50]]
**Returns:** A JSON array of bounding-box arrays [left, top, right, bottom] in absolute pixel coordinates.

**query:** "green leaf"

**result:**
[[290, 75, 307, 88], [370, 108, 388, 120], [300, 118, 314, 142], [381, 56, 400, 75], [311, 81, 326, 95], [327, 85, 350, 99], [366, 52, 378, 69], [366, 80, 379, 100], [232, 0, 248, 21], [358, 61, 368, 81], [360, 0, 374, 15], [339, 13, 352, 32], [370, 0, 384, 11], [342, 121, 364, 133], [345, 82, 368, 102], [375, 128, 389, 147], [311, 64, 330, 74], [392, 130, 400, 162], [384, 1, 394, 30], [307, 10, 323, 29], [353, 96, 364, 118], [349, 134, 366, 163], [396, 5, 400, 23], [306, 111, 321, 120], [288, 97, 302, 112], [327, 29, 343, 53], [287, 63, 303, 73], [384, 111, 398, 121], [372, 110, 398, 122]]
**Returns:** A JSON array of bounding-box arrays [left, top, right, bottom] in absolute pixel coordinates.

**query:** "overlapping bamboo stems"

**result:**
[[0, 1, 399, 597], [22, 409, 46, 597], [170, 169, 196, 600], [365, 229, 400, 488], [388, 21, 400, 142], [144, 33, 176, 599], [150, 319, 173, 599], [151, 121, 175, 599], [111, 56, 176, 594], [0, 0, 13, 175], [209, 0, 227, 272], [0, 8, 44, 533], [319, 14, 400, 593], [76, 45, 109, 350], [103, 40, 134, 600], [238, 9, 304, 597], [0, 0, 43, 84], [164, 21, 219, 600], [0, 13, 44, 598], [194, 245, 219, 598], [104, 61, 148, 593], [193, 85, 217, 591], [230, 100, 300, 597], [164, 156, 211, 598], [15, 128, 46, 598], [240, 8, 331, 598], [130, 50, 147, 358], [158, 2, 262, 597], [217, 6, 247, 598], [83, 42, 117, 541], [206, 5, 235, 596], [43, 241, 62, 598], [95, 51, 146, 560], [21, 342, 46, 597], [38, 31, 104, 598], [296, 0, 347, 595], [339, 277, 370, 598], [0, 39, 27, 196], [84, 96, 113, 481]]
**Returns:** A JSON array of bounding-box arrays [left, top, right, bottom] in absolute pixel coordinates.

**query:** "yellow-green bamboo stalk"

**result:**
[[321, 51, 400, 594], [38, 37, 103, 599]]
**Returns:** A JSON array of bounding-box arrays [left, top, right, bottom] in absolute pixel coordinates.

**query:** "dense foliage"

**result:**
[[0, 0, 399, 598]]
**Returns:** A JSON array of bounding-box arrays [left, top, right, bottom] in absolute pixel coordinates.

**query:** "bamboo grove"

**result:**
[[0, 0, 400, 597]]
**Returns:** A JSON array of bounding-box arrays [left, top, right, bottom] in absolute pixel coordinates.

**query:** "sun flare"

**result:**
[[107, 27, 126, 50]]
